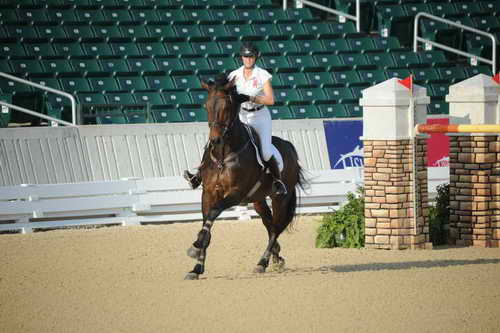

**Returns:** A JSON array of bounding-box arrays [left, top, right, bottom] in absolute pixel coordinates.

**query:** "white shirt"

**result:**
[[228, 65, 272, 110]]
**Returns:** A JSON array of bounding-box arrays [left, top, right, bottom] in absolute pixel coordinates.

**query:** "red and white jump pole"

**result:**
[[416, 124, 500, 134]]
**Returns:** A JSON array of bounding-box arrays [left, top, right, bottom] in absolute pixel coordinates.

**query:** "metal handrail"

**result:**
[[413, 12, 497, 74], [0, 72, 78, 126], [284, 0, 360, 33]]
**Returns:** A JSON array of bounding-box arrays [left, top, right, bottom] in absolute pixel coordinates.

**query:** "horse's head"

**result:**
[[202, 76, 238, 146]]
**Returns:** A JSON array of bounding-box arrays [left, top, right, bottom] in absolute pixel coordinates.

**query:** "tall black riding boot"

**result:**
[[267, 156, 287, 196], [183, 169, 201, 189]]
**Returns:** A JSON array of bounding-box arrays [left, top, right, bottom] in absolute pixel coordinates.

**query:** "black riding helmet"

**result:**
[[239, 42, 259, 58]]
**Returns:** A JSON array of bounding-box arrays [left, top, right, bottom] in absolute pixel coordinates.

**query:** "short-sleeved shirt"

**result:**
[[228, 65, 272, 110]]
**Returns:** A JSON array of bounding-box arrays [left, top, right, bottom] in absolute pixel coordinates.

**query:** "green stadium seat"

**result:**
[[93, 24, 122, 40], [332, 70, 362, 87], [0, 60, 12, 73], [53, 41, 84, 57], [144, 74, 176, 91], [294, 39, 326, 54], [277, 23, 307, 38], [306, 71, 336, 87], [146, 24, 175, 39], [208, 56, 238, 72], [278, 72, 309, 88], [126, 110, 151, 124], [126, 57, 157, 73], [0, 42, 26, 58], [303, 22, 335, 37], [6, 25, 39, 40], [253, 40, 273, 55], [106, 92, 137, 104], [324, 87, 355, 102], [480, 1, 500, 14], [472, 16, 500, 33], [287, 8, 313, 22], [65, 24, 96, 40], [364, 52, 396, 70], [287, 54, 319, 71], [210, 8, 238, 22], [152, 107, 185, 123], [118, 24, 149, 39], [260, 9, 289, 23], [200, 24, 230, 40], [321, 38, 350, 53], [350, 85, 369, 100], [269, 40, 299, 55], [235, 8, 263, 22], [134, 91, 165, 105], [313, 54, 346, 71], [179, 107, 207, 122], [290, 105, 321, 119], [274, 88, 301, 104], [122, 0, 148, 5], [173, 25, 203, 40], [47, 8, 78, 22], [76, 8, 105, 23], [71, 58, 102, 74], [340, 53, 372, 70], [260, 55, 293, 72], [117, 75, 148, 91], [0, 8, 19, 22], [345, 104, 363, 117], [154, 57, 184, 74], [161, 90, 193, 106], [9, 59, 43, 75], [253, 23, 280, 39], [298, 87, 328, 103], [130, 8, 160, 22], [36, 25, 67, 40], [157, 9, 188, 23], [427, 100, 449, 115], [59, 77, 92, 93], [226, 24, 255, 39], [103, 8, 133, 22], [182, 57, 212, 74], [416, 51, 448, 67], [385, 68, 411, 80], [166, 42, 195, 57], [82, 41, 113, 57], [136, 42, 166, 57], [88, 76, 121, 92], [28, 76, 61, 91], [97, 113, 128, 125], [100, 57, 129, 74], [413, 68, 441, 84], [78, 92, 107, 105], [188, 90, 208, 106], [330, 22, 357, 36], [357, 69, 387, 86], [110, 41, 141, 57], [218, 40, 243, 57], [191, 41, 222, 56], [403, 3, 430, 17], [24, 42, 56, 57], [184, 9, 213, 23], [269, 105, 294, 119], [16, 8, 49, 22], [392, 51, 422, 69], [436, 66, 467, 83], [420, 18, 461, 51], [464, 65, 491, 78], [46, 94, 70, 113], [318, 104, 349, 118], [348, 37, 376, 53], [371, 36, 402, 52], [172, 74, 201, 90]]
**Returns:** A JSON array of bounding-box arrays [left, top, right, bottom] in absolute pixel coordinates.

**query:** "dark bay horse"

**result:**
[[185, 78, 307, 280]]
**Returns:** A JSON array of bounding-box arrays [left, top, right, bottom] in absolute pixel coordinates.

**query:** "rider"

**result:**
[[183, 42, 287, 196]]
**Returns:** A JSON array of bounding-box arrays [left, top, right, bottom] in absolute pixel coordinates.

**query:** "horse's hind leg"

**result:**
[[253, 200, 281, 273]]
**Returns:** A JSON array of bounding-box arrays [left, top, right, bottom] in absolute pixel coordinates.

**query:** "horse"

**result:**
[[185, 78, 307, 280]]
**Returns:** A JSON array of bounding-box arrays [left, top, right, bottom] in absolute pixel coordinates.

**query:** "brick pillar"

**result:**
[[446, 74, 500, 247], [360, 78, 431, 249]]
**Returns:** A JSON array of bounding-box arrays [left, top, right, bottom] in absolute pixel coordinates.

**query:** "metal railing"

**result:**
[[284, 0, 360, 33], [414, 12, 497, 74], [0, 72, 78, 126]]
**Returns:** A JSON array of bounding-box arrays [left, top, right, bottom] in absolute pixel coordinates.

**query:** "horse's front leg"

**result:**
[[185, 195, 239, 280]]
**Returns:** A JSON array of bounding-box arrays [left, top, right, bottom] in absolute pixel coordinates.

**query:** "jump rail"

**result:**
[[416, 123, 500, 134], [413, 12, 497, 74], [0, 168, 448, 234]]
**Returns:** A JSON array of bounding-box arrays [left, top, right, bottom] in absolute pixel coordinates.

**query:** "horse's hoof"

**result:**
[[187, 246, 201, 259], [271, 259, 286, 273], [253, 265, 266, 274], [184, 272, 199, 280]]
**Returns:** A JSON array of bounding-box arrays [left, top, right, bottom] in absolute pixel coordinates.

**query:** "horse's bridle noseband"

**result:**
[[207, 94, 236, 139]]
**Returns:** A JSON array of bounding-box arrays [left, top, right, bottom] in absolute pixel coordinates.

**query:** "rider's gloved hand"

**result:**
[[235, 94, 250, 103]]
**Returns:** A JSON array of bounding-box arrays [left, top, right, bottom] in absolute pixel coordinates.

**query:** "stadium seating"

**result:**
[[0, 0, 496, 126]]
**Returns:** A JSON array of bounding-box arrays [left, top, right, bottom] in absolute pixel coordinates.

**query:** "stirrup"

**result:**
[[272, 179, 288, 196], [183, 170, 201, 189]]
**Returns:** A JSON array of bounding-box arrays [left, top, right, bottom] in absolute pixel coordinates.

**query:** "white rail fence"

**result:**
[[0, 167, 448, 234]]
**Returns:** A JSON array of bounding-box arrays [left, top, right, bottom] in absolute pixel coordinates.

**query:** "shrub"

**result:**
[[316, 188, 364, 248], [429, 183, 449, 246]]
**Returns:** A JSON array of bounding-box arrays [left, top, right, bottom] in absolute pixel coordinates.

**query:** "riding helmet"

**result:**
[[239, 42, 259, 58]]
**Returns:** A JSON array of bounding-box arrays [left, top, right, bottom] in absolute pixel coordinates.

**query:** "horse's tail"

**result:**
[[285, 143, 309, 231]]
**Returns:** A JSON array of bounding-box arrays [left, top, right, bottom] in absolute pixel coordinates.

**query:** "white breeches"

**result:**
[[239, 108, 283, 172]]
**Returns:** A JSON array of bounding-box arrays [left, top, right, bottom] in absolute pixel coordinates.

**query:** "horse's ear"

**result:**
[[201, 80, 212, 90], [224, 77, 235, 91]]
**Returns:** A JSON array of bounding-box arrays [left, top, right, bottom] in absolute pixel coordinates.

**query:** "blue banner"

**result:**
[[323, 120, 363, 169]]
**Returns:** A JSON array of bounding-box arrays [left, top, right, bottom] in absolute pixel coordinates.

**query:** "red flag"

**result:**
[[493, 73, 500, 84], [398, 75, 413, 91]]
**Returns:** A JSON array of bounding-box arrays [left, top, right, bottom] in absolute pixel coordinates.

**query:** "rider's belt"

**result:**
[[242, 105, 264, 112]]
